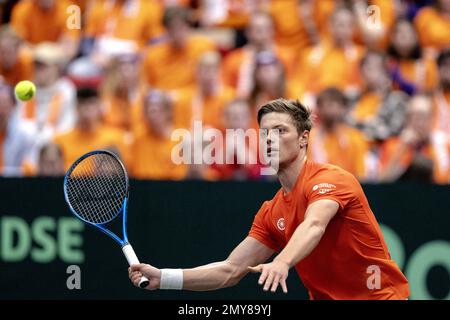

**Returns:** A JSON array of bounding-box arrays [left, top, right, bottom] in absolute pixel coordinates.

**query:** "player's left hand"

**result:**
[[248, 260, 289, 293]]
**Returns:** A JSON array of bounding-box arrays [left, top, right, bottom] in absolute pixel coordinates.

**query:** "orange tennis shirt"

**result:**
[[249, 160, 409, 300]]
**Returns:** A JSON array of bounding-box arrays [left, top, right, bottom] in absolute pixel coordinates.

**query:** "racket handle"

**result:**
[[122, 244, 150, 289]]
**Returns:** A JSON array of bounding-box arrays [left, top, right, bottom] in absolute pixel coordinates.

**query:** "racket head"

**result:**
[[63, 150, 129, 226]]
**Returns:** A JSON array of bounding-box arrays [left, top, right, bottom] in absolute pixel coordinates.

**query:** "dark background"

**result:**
[[0, 179, 449, 300]]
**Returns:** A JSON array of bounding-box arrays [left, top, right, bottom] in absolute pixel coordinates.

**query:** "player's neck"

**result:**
[[278, 152, 307, 194]]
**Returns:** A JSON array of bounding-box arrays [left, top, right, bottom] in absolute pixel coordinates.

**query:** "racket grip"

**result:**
[[122, 244, 150, 289]]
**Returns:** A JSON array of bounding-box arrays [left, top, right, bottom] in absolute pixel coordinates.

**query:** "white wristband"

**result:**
[[160, 269, 183, 290]]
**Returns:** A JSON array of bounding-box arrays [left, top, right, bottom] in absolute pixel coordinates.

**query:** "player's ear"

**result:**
[[299, 130, 309, 149]]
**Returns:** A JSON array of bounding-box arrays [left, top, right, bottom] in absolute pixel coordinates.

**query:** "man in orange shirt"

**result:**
[[172, 51, 235, 131], [142, 6, 215, 91], [85, 0, 164, 50], [129, 98, 409, 300], [308, 87, 368, 179], [222, 11, 295, 99], [11, 0, 80, 59], [54, 87, 128, 170], [296, 6, 365, 96], [128, 90, 187, 180], [0, 26, 33, 86], [414, 0, 450, 53], [101, 53, 145, 135]]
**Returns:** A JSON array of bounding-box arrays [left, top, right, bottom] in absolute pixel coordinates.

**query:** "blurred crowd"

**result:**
[[0, 0, 449, 183]]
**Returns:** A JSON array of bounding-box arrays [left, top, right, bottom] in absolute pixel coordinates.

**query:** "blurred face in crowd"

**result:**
[[77, 97, 102, 130], [255, 62, 284, 93], [167, 18, 189, 48], [439, 56, 450, 89], [392, 20, 419, 58], [144, 94, 172, 136], [0, 87, 15, 130], [259, 112, 306, 170], [246, 13, 274, 49], [330, 8, 355, 46], [38, 144, 65, 177], [438, 0, 450, 13], [407, 96, 433, 141], [196, 54, 220, 94], [317, 98, 347, 129], [34, 61, 60, 87], [223, 101, 251, 130], [36, 0, 55, 9], [117, 57, 139, 90], [361, 53, 390, 90], [0, 35, 20, 69]]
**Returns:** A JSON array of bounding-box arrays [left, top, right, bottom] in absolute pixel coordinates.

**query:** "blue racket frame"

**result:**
[[63, 150, 130, 247]]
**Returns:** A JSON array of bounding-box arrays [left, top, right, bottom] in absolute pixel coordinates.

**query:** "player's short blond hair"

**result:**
[[257, 98, 313, 134]]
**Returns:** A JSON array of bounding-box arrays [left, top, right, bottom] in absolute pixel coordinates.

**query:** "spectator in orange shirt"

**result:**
[[172, 51, 235, 131], [351, 0, 396, 50], [414, 0, 450, 54], [142, 6, 215, 91], [101, 53, 144, 135], [249, 51, 287, 122], [0, 26, 33, 86], [379, 94, 449, 184], [129, 90, 187, 180], [85, 0, 164, 59], [308, 87, 368, 179], [349, 51, 408, 142], [54, 87, 128, 170], [11, 0, 80, 59], [296, 5, 365, 97], [222, 11, 295, 99], [433, 50, 450, 139], [387, 19, 438, 95], [269, 0, 319, 59]]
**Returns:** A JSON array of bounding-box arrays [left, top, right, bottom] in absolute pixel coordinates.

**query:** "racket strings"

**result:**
[[66, 153, 128, 224]]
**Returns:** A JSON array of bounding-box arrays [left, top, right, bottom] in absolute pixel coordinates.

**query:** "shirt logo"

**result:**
[[312, 183, 337, 194], [277, 218, 285, 231]]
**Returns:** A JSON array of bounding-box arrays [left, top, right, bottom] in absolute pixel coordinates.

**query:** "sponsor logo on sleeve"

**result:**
[[312, 183, 337, 195]]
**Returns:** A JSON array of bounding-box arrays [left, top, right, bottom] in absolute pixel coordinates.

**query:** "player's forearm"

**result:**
[[182, 260, 247, 291], [274, 220, 325, 268]]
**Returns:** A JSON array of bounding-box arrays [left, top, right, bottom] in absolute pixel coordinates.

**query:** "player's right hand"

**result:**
[[129, 264, 161, 290]]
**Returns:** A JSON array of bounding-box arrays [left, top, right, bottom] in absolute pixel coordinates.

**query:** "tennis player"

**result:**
[[129, 99, 410, 299]]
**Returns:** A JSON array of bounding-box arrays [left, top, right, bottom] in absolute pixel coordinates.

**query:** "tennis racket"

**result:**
[[63, 149, 150, 288]]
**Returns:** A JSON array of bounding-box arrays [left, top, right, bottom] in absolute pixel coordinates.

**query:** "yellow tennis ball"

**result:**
[[15, 80, 36, 101]]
